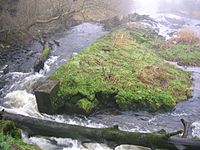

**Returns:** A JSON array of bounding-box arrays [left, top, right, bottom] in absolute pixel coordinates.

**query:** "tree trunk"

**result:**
[[1, 110, 200, 150]]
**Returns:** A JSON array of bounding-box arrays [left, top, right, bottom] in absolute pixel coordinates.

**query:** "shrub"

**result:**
[[169, 28, 200, 45]]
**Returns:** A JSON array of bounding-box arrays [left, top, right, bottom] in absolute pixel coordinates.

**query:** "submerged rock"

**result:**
[[101, 16, 122, 29]]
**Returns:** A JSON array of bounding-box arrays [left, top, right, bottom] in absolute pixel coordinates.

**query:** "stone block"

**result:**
[[34, 80, 59, 114]]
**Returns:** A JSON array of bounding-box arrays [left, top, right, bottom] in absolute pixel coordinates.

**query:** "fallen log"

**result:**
[[1, 110, 200, 150]]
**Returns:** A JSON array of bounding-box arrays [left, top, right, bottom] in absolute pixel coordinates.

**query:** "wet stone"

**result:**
[[34, 80, 59, 114], [0, 80, 5, 89], [0, 65, 9, 74]]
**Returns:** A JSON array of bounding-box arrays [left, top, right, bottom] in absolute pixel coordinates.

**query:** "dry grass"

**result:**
[[168, 28, 200, 45], [110, 30, 134, 48], [138, 63, 191, 101], [138, 63, 170, 88], [126, 22, 146, 30]]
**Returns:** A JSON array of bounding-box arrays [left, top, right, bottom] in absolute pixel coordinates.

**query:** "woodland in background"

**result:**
[[159, 0, 200, 18], [0, 0, 123, 51]]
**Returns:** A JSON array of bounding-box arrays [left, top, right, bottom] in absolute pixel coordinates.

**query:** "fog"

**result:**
[[134, 0, 160, 15], [119, 0, 200, 19]]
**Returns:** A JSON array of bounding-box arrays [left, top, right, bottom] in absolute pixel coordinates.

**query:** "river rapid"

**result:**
[[1, 1, 200, 150]]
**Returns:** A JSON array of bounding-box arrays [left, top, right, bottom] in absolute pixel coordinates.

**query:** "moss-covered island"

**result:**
[[0, 120, 40, 150], [48, 27, 191, 115], [157, 28, 200, 66]]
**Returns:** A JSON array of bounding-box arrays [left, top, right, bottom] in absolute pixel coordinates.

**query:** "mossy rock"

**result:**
[[33, 42, 52, 72], [49, 28, 191, 115], [76, 99, 95, 115]]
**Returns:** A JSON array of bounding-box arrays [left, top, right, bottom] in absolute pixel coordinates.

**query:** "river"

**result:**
[[1, 1, 200, 150]]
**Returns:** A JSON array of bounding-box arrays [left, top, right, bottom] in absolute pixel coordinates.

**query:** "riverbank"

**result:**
[[44, 26, 191, 115], [0, 120, 40, 150]]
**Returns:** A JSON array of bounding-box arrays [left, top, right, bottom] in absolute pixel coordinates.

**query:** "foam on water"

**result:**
[[42, 114, 106, 128], [192, 121, 200, 138], [3, 90, 42, 117], [26, 136, 113, 150], [42, 56, 59, 74]]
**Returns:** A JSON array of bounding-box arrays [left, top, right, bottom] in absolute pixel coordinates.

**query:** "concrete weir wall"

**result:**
[[34, 80, 59, 114]]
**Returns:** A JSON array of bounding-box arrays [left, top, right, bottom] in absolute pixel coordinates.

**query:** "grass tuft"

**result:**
[[170, 28, 200, 45]]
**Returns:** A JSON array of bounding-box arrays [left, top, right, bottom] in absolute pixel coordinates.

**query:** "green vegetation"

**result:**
[[34, 43, 52, 72], [157, 28, 200, 66], [157, 44, 200, 66], [76, 98, 95, 115], [49, 28, 191, 115], [0, 120, 40, 150], [40, 46, 51, 60]]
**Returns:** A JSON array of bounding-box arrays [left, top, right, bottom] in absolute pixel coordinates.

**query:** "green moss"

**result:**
[[0, 120, 40, 150], [76, 98, 95, 115], [34, 43, 52, 72], [40, 45, 51, 60], [49, 28, 191, 114], [0, 120, 21, 139], [157, 44, 200, 66]]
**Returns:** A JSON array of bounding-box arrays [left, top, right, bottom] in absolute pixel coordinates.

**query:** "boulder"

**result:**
[[101, 16, 121, 29], [0, 80, 5, 89], [34, 80, 59, 114]]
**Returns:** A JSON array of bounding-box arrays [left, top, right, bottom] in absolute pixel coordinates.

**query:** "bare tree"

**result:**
[[0, 0, 122, 47]]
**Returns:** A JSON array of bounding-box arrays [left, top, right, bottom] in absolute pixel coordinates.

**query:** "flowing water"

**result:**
[[1, 1, 200, 150]]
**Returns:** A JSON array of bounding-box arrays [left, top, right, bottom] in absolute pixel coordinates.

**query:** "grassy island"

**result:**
[[49, 27, 191, 115]]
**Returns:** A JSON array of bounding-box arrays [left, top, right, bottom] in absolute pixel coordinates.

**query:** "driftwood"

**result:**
[[1, 110, 200, 150]]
